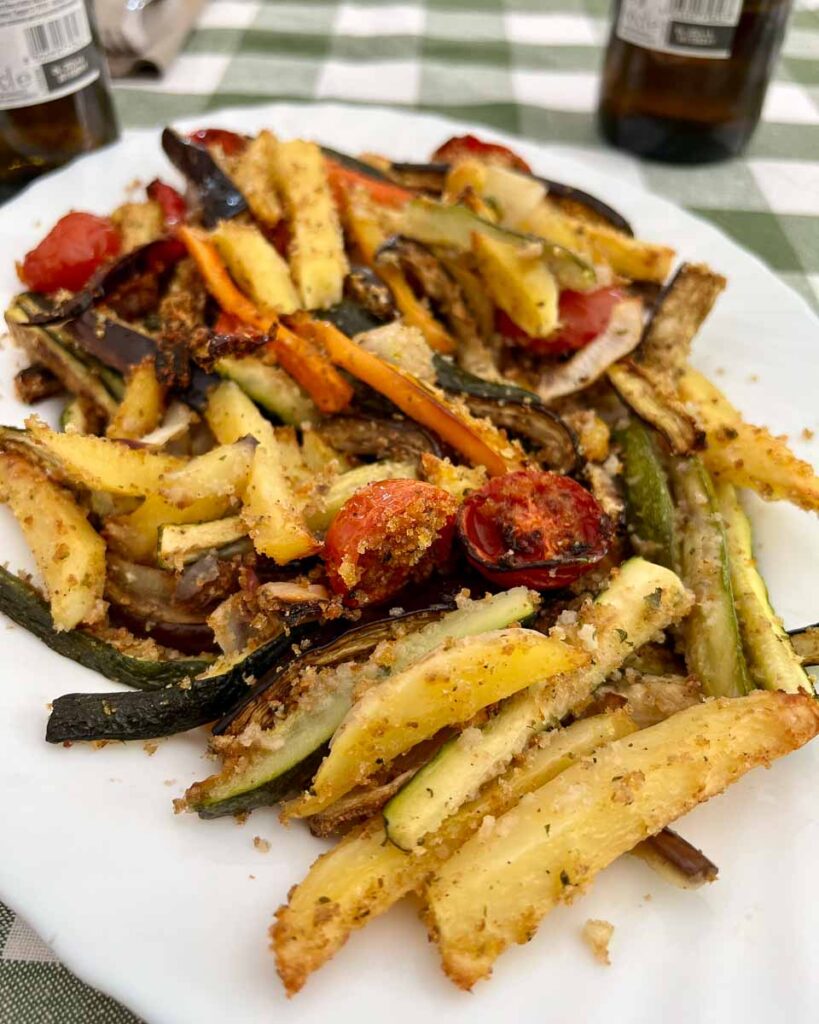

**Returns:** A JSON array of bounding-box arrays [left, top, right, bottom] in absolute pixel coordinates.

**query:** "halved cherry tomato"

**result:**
[[324, 479, 458, 606], [188, 128, 247, 156], [146, 178, 187, 227], [496, 287, 623, 356], [18, 212, 121, 293], [457, 470, 611, 589], [431, 134, 532, 174]]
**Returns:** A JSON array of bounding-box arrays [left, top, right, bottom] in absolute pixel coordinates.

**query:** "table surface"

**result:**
[[2, 1, 818, 1021]]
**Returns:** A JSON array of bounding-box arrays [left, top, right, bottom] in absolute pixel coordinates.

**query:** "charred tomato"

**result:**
[[323, 479, 458, 606], [431, 133, 532, 174], [457, 470, 611, 589], [19, 212, 121, 293], [496, 287, 623, 356]]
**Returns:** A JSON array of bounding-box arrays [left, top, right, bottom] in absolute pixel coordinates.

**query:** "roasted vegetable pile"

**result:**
[[2, 127, 817, 994]]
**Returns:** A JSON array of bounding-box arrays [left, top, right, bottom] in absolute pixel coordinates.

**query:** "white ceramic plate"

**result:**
[[1, 103, 818, 1024]]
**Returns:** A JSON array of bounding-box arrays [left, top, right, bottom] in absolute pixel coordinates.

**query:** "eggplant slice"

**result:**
[[161, 128, 247, 228], [316, 415, 442, 462], [433, 355, 580, 474]]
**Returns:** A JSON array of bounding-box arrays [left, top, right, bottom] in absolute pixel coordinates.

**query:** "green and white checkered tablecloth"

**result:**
[[2, 1, 818, 1021]]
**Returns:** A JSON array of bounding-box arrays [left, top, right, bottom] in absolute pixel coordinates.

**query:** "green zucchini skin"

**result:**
[[0, 566, 209, 690], [194, 748, 326, 819], [617, 418, 676, 570], [46, 680, 242, 743], [43, 629, 313, 742]]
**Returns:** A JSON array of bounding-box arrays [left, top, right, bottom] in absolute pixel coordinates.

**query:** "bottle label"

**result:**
[[0, 0, 101, 111], [616, 0, 744, 59]]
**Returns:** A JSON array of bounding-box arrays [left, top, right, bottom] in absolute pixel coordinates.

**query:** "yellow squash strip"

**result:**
[[520, 200, 675, 284], [205, 382, 318, 563], [273, 711, 635, 996], [159, 438, 256, 507], [472, 231, 559, 338], [426, 691, 819, 989], [314, 317, 524, 476], [340, 187, 457, 353], [679, 367, 819, 511], [284, 628, 588, 819], [103, 493, 235, 563], [269, 139, 348, 309], [0, 453, 105, 630], [28, 418, 184, 496], [229, 129, 282, 227], [106, 359, 164, 441], [211, 221, 300, 314]]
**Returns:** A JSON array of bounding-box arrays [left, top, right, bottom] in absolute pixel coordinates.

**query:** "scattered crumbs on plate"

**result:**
[[802, 428, 814, 441], [62, 740, 72, 748], [715, 367, 725, 375], [747, 373, 759, 383], [92, 740, 110, 750], [172, 797, 185, 815], [644, 893, 652, 902], [582, 919, 614, 966], [249, 875, 256, 880], [45, 702, 52, 711], [234, 811, 250, 825], [163, 779, 177, 787], [253, 836, 271, 853], [143, 740, 159, 756]]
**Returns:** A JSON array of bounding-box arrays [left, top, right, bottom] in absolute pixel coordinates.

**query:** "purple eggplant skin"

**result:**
[[22, 237, 186, 325], [161, 128, 247, 228]]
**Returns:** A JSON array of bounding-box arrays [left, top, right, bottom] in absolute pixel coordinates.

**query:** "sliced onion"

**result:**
[[536, 298, 644, 404]]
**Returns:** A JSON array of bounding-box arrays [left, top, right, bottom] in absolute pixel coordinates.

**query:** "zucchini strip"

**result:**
[[286, 629, 587, 820], [0, 566, 209, 688], [670, 458, 752, 697], [273, 711, 634, 995], [679, 367, 819, 512], [215, 355, 319, 426], [45, 627, 313, 742], [157, 516, 248, 570], [186, 588, 540, 818], [718, 482, 812, 694], [617, 418, 676, 569], [0, 453, 105, 631], [104, 492, 235, 564], [426, 691, 819, 990], [382, 557, 691, 851]]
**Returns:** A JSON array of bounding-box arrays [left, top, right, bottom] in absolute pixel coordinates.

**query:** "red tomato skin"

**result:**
[[188, 129, 247, 156], [323, 479, 458, 607], [457, 470, 611, 590], [431, 134, 532, 174], [146, 179, 187, 227], [496, 288, 623, 356], [19, 212, 121, 293]]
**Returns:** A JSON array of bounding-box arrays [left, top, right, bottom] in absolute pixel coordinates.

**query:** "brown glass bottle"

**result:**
[[0, 0, 119, 189], [598, 1, 792, 163]]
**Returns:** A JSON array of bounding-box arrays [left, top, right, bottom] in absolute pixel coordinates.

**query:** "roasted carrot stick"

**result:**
[[273, 323, 353, 415], [325, 159, 413, 210], [303, 316, 521, 476], [178, 226, 276, 335]]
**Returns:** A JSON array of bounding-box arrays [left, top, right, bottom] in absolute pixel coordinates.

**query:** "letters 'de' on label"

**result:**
[[0, 0, 100, 111]]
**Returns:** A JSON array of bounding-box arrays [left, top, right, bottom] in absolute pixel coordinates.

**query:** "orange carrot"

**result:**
[[325, 159, 413, 211], [178, 226, 276, 335], [272, 323, 353, 415], [306, 317, 520, 476]]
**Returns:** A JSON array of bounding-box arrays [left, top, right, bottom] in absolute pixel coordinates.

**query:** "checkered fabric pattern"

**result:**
[[2, 1, 817, 1021]]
